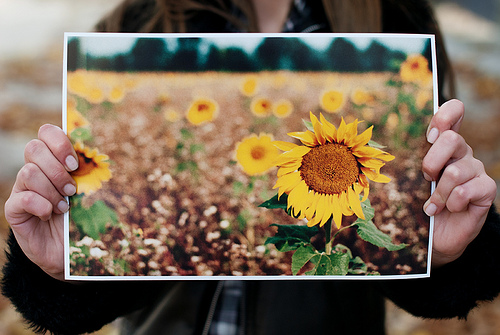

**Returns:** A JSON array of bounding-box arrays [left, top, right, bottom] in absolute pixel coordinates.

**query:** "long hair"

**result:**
[[95, 0, 383, 33], [95, 0, 454, 99]]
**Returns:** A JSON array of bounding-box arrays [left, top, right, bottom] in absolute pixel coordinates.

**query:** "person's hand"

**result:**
[[422, 99, 497, 268], [4, 124, 78, 280]]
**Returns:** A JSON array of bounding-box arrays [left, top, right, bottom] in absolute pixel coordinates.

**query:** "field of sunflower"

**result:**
[[66, 57, 434, 278]]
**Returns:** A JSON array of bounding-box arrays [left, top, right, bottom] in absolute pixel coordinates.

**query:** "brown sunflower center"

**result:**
[[300, 143, 359, 195], [197, 103, 210, 112], [71, 152, 98, 177], [251, 145, 266, 160]]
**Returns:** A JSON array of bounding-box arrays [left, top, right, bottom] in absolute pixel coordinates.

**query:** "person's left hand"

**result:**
[[422, 99, 497, 268]]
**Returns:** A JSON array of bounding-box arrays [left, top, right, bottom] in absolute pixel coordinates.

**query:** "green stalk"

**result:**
[[325, 219, 332, 255]]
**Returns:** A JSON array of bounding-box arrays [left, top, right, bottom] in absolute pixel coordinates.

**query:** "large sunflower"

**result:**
[[273, 113, 394, 228], [71, 142, 112, 194]]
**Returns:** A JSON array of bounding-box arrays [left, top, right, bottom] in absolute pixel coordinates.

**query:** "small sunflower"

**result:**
[[273, 113, 394, 228], [320, 90, 344, 113], [67, 70, 88, 97], [67, 100, 89, 134], [240, 76, 258, 96], [235, 133, 279, 176], [164, 108, 181, 123], [250, 97, 273, 118], [400, 54, 432, 84], [186, 98, 219, 126], [273, 99, 294, 118], [71, 142, 112, 194], [416, 89, 432, 110], [108, 85, 126, 103], [85, 87, 106, 105], [351, 88, 376, 106]]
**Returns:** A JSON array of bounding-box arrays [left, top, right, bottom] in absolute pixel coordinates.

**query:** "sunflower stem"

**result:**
[[325, 220, 332, 255]]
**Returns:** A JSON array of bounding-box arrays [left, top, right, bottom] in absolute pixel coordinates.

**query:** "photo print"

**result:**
[[64, 33, 437, 280]]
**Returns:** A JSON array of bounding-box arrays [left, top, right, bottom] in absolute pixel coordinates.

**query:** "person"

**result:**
[[2, 0, 500, 334]]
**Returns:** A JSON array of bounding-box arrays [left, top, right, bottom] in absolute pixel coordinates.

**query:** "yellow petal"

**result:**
[[273, 141, 298, 151], [274, 146, 310, 166], [351, 145, 384, 158], [359, 174, 369, 188], [310, 113, 327, 145], [336, 117, 347, 143], [319, 113, 336, 142], [347, 187, 365, 220], [361, 168, 392, 183], [376, 152, 396, 162], [273, 171, 302, 196], [344, 119, 359, 144], [305, 192, 321, 220], [360, 186, 369, 202], [350, 126, 373, 148], [357, 156, 385, 172], [339, 191, 354, 216], [287, 180, 310, 215], [313, 194, 328, 226], [331, 194, 343, 229], [287, 130, 318, 147], [307, 214, 321, 227], [276, 164, 300, 177], [318, 195, 334, 227]]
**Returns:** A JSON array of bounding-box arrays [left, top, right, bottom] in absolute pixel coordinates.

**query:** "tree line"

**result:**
[[67, 37, 431, 73]]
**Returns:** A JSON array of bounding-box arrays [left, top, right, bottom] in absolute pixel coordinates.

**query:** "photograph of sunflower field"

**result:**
[[64, 33, 436, 279]]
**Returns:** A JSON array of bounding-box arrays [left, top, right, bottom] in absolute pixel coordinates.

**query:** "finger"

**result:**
[[445, 173, 496, 213], [5, 191, 54, 225], [426, 99, 465, 144], [24, 139, 77, 197], [422, 130, 470, 181], [13, 163, 70, 215], [37, 124, 78, 172], [424, 158, 481, 215]]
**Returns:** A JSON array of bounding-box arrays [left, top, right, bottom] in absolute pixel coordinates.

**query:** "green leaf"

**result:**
[[180, 128, 194, 140], [189, 143, 205, 154], [303, 119, 314, 132], [355, 218, 407, 251], [352, 198, 407, 251], [327, 252, 350, 275], [348, 256, 369, 275], [259, 193, 288, 210], [265, 223, 319, 252], [367, 140, 387, 149], [360, 198, 376, 221], [69, 127, 93, 142], [70, 199, 118, 239], [292, 244, 317, 275], [304, 252, 350, 276]]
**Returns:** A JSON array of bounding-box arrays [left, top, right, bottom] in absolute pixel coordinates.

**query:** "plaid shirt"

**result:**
[[209, 1, 327, 334]]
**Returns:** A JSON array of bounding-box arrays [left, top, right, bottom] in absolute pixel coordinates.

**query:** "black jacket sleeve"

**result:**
[[380, 205, 500, 319], [1, 230, 171, 335]]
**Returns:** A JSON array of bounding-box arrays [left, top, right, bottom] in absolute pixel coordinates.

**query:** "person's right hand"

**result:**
[[4, 124, 78, 281]]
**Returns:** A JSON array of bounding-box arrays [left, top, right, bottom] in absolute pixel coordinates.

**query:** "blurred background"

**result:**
[[0, 0, 499, 334]]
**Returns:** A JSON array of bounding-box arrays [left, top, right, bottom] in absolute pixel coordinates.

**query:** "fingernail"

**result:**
[[57, 200, 69, 213], [423, 172, 432, 181], [66, 155, 79, 171], [424, 200, 437, 216], [63, 183, 76, 196], [427, 128, 439, 144]]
